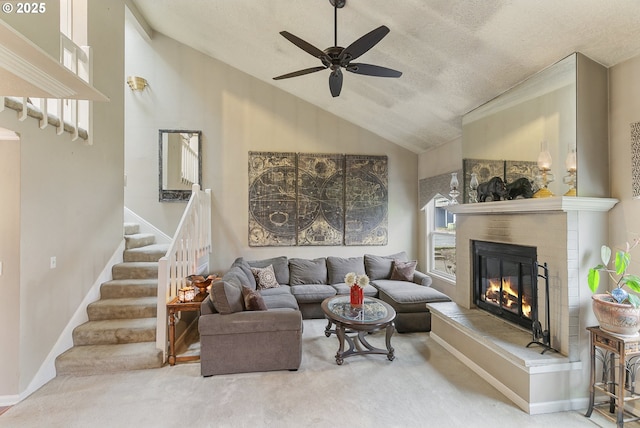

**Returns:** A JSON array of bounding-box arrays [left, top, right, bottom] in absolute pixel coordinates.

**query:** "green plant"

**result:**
[[588, 239, 640, 308]]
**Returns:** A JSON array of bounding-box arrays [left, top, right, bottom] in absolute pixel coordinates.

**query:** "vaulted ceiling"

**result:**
[[130, 0, 640, 154]]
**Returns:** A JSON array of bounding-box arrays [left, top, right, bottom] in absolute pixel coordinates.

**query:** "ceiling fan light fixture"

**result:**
[[273, 0, 401, 97]]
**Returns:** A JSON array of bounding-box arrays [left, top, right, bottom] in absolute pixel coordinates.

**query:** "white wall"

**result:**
[[609, 54, 640, 252], [1, 2, 60, 58], [124, 14, 419, 273], [0, 0, 125, 397]]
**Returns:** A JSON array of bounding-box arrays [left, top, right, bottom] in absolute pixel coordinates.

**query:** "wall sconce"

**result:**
[[533, 141, 554, 198], [563, 146, 577, 196], [126, 76, 148, 91]]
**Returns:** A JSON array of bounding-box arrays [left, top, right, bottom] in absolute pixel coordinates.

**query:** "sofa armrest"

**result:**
[[199, 309, 302, 336], [200, 295, 216, 315], [412, 270, 433, 287]]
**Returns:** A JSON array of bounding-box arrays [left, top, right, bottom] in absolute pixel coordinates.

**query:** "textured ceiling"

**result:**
[[130, 0, 640, 154]]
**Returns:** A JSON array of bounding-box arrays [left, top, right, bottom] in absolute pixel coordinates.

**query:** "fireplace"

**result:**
[[473, 240, 537, 330], [429, 198, 618, 414]]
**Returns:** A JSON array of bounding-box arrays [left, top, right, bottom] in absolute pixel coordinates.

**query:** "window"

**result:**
[[59, 0, 91, 140], [426, 196, 456, 280]]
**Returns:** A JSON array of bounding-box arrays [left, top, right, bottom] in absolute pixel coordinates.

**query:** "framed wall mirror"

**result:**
[[159, 129, 202, 202]]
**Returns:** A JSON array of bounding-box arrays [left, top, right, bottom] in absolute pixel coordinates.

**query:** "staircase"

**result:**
[[55, 223, 167, 376]]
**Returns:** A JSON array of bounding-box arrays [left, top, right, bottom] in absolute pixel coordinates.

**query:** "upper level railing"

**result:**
[[156, 184, 212, 360], [0, 33, 93, 142]]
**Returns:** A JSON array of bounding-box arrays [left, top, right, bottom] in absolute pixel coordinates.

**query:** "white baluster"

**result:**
[[56, 99, 64, 135], [18, 97, 28, 121], [39, 98, 48, 129]]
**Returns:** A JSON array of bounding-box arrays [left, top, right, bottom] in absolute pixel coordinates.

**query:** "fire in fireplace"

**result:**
[[473, 240, 537, 330]]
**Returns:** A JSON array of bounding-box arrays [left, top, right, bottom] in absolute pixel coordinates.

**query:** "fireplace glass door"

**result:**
[[473, 241, 537, 330]]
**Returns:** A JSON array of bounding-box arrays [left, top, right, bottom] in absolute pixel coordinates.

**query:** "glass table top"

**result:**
[[326, 296, 389, 323]]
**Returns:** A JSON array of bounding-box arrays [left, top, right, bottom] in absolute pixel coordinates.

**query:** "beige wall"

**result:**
[[418, 137, 462, 181], [124, 14, 419, 273], [0, 0, 125, 397], [0, 135, 20, 397], [1, 2, 60, 58], [609, 54, 640, 251]]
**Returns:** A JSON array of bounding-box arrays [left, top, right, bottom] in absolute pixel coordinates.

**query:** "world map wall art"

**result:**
[[248, 152, 388, 247]]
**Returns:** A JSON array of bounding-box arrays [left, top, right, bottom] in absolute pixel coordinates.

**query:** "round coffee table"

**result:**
[[321, 295, 396, 365]]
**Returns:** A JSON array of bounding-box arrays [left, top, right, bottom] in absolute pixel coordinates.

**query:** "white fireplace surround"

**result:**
[[430, 196, 617, 413]]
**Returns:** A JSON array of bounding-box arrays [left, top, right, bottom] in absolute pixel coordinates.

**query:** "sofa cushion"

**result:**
[[247, 256, 290, 285], [232, 257, 257, 289], [330, 283, 378, 297], [373, 280, 450, 312], [251, 265, 280, 290], [390, 259, 418, 281], [364, 252, 408, 280], [209, 280, 244, 314], [258, 284, 292, 296], [262, 293, 300, 310], [223, 266, 253, 289], [290, 284, 336, 303], [289, 258, 327, 285], [241, 285, 268, 311], [326, 256, 366, 284]]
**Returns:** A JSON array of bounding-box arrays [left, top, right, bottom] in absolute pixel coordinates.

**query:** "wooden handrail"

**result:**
[[156, 184, 212, 361]]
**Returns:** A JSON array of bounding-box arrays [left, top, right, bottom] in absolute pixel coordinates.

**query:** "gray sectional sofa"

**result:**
[[198, 252, 450, 376]]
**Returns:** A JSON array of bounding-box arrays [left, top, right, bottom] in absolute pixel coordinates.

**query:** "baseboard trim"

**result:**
[[0, 395, 20, 407], [430, 332, 531, 413], [431, 332, 584, 415], [1, 240, 126, 406]]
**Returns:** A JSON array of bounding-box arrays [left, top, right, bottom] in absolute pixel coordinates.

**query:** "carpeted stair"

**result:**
[[55, 223, 169, 376]]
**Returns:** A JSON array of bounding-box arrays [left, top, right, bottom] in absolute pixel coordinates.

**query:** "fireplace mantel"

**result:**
[[447, 196, 618, 214]]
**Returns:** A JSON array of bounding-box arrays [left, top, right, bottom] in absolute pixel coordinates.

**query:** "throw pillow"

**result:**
[[247, 256, 290, 284], [390, 259, 418, 281], [241, 285, 268, 311], [251, 264, 280, 289]]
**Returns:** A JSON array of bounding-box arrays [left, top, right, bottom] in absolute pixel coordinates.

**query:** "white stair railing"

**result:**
[[156, 184, 212, 360]]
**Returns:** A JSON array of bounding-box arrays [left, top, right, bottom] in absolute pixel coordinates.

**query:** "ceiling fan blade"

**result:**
[[339, 26, 390, 64], [280, 31, 330, 63], [329, 68, 343, 97], [346, 63, 402, 78], [273, 66, 327, 80]]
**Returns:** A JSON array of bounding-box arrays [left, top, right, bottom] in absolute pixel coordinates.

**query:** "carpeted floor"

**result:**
[[0, 320, 611, 428]]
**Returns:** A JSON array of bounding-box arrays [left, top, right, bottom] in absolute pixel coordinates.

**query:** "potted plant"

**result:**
[[588, 239, 640, 336]]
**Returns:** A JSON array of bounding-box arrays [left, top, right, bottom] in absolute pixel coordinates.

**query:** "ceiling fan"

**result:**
[[273, 0, 402, 97]]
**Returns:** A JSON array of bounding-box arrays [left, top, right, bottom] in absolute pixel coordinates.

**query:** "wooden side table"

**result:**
[[586, 326, 640, 427], [167, 292, 208, 366]]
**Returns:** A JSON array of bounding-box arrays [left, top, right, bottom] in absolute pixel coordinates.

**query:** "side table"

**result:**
[[167, 292, 208, 366], [585, 326, 640, 427]]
